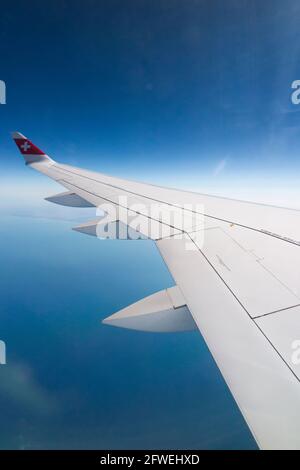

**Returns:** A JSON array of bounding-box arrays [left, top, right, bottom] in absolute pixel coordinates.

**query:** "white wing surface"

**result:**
[[13, 132, 300, 449]]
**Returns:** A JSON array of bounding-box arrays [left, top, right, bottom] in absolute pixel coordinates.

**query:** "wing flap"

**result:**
[[255, 306, 300, 379], [189, 227, 300, 318], [157, 235, 300, 449]]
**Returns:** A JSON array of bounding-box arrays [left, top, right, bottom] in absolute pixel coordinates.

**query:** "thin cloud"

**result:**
[[213, 158, 227, 176]]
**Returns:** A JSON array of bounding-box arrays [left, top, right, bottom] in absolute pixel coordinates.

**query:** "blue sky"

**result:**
[[2, 0, 300, 204]]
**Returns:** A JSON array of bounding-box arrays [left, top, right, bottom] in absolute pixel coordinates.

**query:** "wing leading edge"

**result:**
[[13, 132, 300, 449]]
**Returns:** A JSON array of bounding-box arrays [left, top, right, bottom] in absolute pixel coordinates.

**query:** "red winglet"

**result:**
[[12, 132, 45, 156]]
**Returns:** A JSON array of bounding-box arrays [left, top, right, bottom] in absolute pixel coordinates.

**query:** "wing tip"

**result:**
[[11, 131, 55, 164], [11, 131, 27, 140]]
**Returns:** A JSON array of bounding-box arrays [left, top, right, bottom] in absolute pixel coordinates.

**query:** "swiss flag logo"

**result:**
[[14, 138, 45, 155]]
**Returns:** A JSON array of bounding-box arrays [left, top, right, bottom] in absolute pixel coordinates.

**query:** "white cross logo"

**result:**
[[21, 141, 31, 152]]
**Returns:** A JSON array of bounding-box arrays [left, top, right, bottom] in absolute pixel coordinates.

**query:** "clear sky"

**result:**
[[2, 0, 300, 204]]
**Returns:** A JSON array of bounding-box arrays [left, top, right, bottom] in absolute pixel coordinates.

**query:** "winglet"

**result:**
[[12, 132, 53, 164]]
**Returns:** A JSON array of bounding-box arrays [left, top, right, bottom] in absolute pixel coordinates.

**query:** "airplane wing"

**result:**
[[12, 131, 300, 449]]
